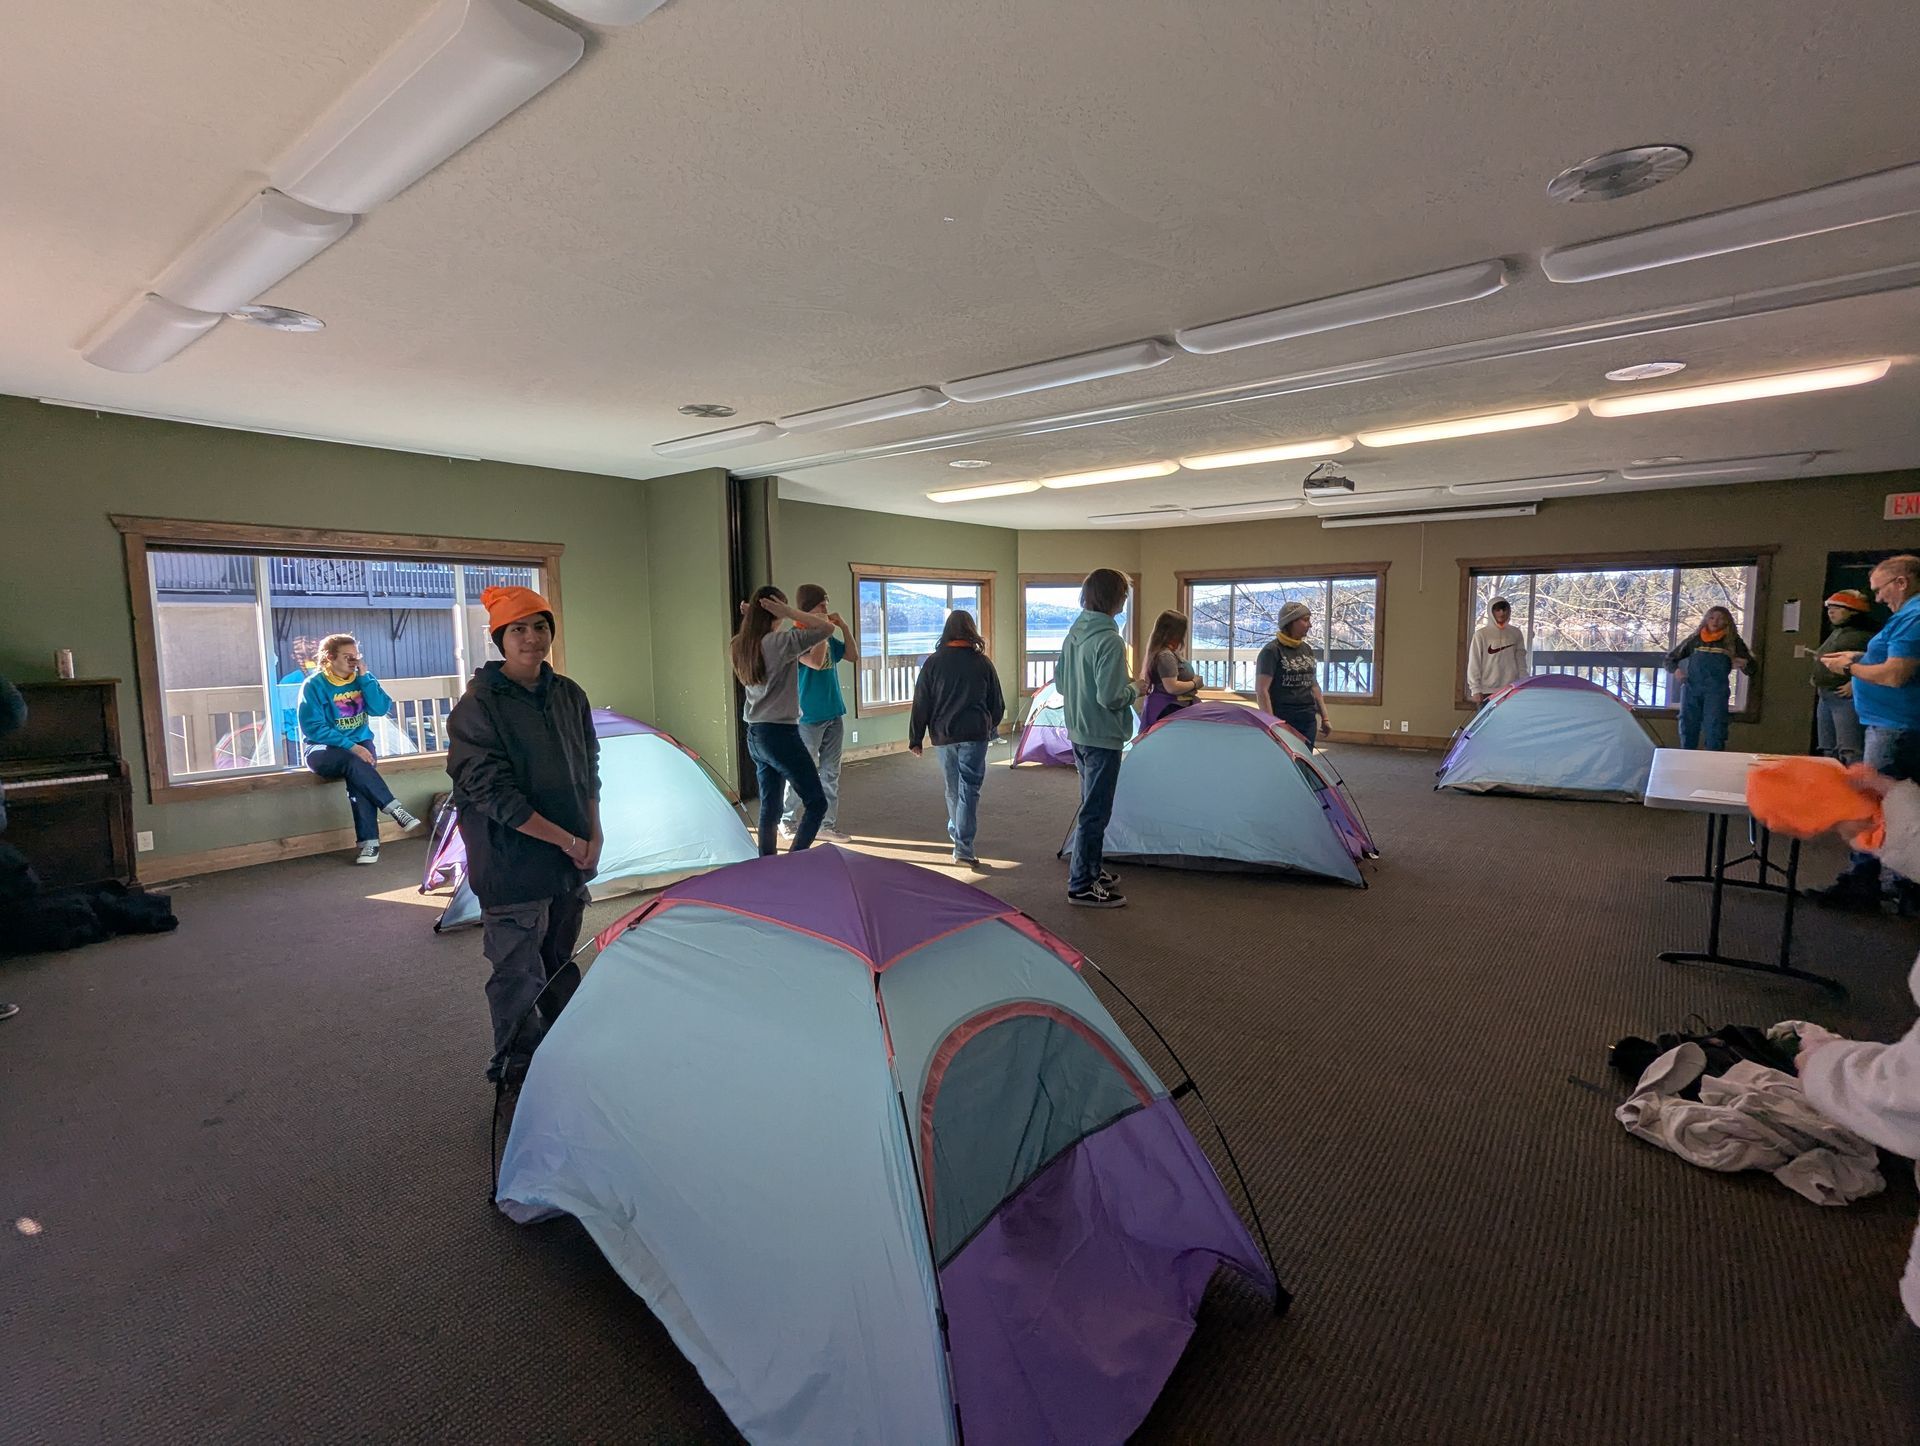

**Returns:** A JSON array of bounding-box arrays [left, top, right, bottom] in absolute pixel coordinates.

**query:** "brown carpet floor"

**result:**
[[3, 744, 1917, 1444]]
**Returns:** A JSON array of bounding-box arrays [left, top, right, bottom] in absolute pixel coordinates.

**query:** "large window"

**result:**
[[1018, 574, 1137, 693], [852, 564, 994, 713], [1461, 550, 1771, 713], [115, 517, 562, 801], [1179, 566, 1385, 702]]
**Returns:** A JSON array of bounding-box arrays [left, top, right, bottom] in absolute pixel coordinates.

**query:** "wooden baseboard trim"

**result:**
[[1324, 729, 1451, 751], [843, 739, 912, 764], [144, 815, 415, 883]]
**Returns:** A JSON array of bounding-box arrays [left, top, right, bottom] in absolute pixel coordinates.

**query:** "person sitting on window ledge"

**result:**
[[298, 633, 422, 864]]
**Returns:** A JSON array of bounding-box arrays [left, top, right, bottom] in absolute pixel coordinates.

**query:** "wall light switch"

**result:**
[[137, 830, 155, 852], [850, 730, 859, 743]]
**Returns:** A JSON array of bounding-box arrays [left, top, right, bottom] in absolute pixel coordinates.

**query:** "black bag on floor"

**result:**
[[1609, 1023, 1796, 1095]]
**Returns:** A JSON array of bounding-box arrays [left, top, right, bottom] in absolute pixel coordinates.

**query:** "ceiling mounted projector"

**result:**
[[1302, 461, 1356, 497]]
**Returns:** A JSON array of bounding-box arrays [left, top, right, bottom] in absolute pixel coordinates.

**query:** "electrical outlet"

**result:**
[[137, 830, 155, 852], [1380, 718, 1390, 730], [1399, 720, 1409, 732]]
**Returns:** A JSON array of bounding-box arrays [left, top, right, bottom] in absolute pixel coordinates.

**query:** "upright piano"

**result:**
[[0, 678, 138, 889]]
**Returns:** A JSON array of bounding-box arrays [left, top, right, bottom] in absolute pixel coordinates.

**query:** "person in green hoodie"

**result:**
[[298, 633, 422, 864], [1809, 588, 1880, 766], [1057, 568, 1143, 907]]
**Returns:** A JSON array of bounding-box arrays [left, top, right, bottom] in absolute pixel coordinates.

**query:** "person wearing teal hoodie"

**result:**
[[297, 633, 421, 864], [1057, 568, 1143, 907]]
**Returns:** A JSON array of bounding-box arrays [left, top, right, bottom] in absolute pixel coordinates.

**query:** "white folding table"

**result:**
[[1642, 748, 1843, 995]]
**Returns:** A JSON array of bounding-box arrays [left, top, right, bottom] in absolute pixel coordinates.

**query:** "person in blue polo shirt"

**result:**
[[1813, 554, 1920, 912], [780, 583, 858, 844]]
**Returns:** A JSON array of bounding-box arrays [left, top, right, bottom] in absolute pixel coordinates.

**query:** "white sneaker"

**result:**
[[816, 826, 851, 843], [354, 841, 381, 865], [386, 804, 422, 831]]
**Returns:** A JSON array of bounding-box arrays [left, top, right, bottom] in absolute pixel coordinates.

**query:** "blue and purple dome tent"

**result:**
[[422, 708, 754, 930], [495, 846, 1281, 1445], [1435, 675, 1657, 802], [1076, 701, 1376, 883], [1011, 681, 1139, 767]]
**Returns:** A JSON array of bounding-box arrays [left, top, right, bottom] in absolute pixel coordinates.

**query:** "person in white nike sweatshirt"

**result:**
[[1795, 769, 1920, 1423], [1466, 597, 1530, 704]]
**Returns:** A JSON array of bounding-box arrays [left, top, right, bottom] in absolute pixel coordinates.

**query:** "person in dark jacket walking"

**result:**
[[908, 610, 1005, 867], [446, 586, 600, 1091], [1810, 589, 1879, 766], [1666, 606, 1753, 751]]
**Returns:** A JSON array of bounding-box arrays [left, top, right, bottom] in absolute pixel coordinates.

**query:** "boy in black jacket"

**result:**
[[907, 611, 1005, 866], [446, 586, 600, 1090]]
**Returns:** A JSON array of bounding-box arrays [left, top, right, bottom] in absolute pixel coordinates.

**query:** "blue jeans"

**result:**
[[305, 740, 395, 842], [1677, 684, 1730, 751], [937, 740, 989, 860], [1273, 704, 1317, 748], [1843, 725, 1920, 885], [1068, 744, 1124, 894], [747, 722, 825, 855], [1814, 690, 1865, 765], [782, 717, 843, 831]]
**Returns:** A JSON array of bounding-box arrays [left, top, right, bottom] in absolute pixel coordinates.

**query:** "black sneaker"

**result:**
[[1806, 878, 1883, 912], [1069, 882, 1126, 908]]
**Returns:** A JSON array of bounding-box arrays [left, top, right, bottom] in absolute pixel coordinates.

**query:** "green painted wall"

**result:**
[[642, 468, 739, 784], [1132, 469, 1920, 754], [0, 397, 652, 863], [774, 497, 1020, 749]]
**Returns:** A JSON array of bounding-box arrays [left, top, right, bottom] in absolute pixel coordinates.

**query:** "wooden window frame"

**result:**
[[1015, 572, 1143, 697], [112, 514, 565, 804], [1454, 545, 1777, 719], [1175, 561, 1391, 705], [848, 562, 996, 718]]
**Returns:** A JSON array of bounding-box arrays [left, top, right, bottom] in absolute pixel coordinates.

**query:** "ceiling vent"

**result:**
[[1548, 145, 1693, 203]]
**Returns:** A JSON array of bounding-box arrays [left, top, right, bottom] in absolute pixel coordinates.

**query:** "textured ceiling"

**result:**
[[3, 0, 1918, 526]]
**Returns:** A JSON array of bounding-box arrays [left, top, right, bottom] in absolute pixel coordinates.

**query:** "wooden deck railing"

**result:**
[[164, 674, 465, 777]]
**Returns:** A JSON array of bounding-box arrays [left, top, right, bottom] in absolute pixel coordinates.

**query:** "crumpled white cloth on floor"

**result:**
[[1617, 1043, 1885, 1205]]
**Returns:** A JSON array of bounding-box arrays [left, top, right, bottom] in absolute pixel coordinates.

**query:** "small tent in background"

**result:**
[[1435, 674, 1657, 802], [1012, 681, 1138, 767], [423, 709, 754, 930], [496, 847, 1282, 1446], [1078, 701, 1376, 882]]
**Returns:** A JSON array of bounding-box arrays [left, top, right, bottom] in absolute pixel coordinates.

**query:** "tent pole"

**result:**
[[1083, 958, 1291, 1316]]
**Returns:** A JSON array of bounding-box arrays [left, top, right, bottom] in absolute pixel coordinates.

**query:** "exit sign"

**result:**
[[1888, 492, 1920, 520]]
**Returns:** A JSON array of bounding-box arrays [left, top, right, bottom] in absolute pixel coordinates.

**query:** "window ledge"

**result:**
[[149, 750, 448, 805]]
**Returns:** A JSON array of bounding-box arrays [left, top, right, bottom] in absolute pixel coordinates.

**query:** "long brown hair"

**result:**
[[939, 609, 984, 650], [1141, 610, 1187, 684], [730, 586, 787, 686]]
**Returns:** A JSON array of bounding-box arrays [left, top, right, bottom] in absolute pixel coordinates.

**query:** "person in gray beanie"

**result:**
[[1255, 600, 1332, 746]]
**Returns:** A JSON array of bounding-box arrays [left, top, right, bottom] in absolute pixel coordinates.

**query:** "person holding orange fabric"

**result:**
[[446, 585, 600, 1092], [1665, 605, 1753, 751]]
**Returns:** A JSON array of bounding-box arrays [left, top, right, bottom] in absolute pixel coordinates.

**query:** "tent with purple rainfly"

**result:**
[[1012, 680, 1138, 767], [422, 708, 754, 930], [495, 845, 1284, 1445]]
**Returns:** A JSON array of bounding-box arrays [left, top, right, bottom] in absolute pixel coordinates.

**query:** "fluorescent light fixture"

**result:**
[[1037, 460, 1180, 490], [1175, 259, 1511, 355], [652, 421, 786, 458], [1186, 498, 1307, 518], [777, 388, 950, 434], [546, 0, 667, 22], [1320, 504, 1538, 529], [271, 0, 584, 214], [927, 479, 1042, 504], [1177, 436, 1355, 470], [80, 294, 223, 373], [1090, 508, 1189, 524], [1619, 453, 1820, 482], [1588, 360, 1893, 417], [152, 191, 354, 314], [1543, 162, 1920, 283], [942, 339, 1175, 404], [1356, 402, 1579, 448], [1307, 487, 1447, 508], [1449, 472, 1608, 496]]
